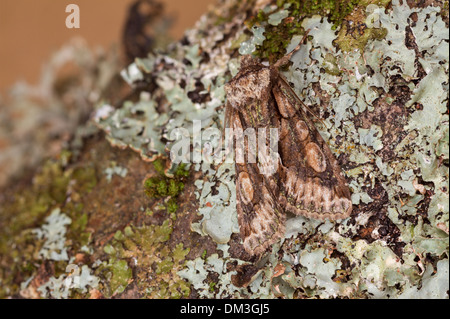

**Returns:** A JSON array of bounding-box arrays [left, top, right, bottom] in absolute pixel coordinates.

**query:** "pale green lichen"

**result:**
[[358, 125, 383, 151], [298, 247, 344, 298], [191, 162, 239, 244], [178, 247, 273, 298], [239, 25, 267, 55], [265, 0, 448, 299], [104, 163, 128, 182], [398, 259, 449, 299], [95, 92, 168, 160], [37, 264, 100, 299], [268, 6, 290, 26], [32, 208, 72, 261]]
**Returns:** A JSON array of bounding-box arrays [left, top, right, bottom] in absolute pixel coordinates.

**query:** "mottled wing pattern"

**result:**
[[273, 76, 352, 220], [224, 61, 286, 257], [225, 100, 286, 257], [224, 49, 352, 258]]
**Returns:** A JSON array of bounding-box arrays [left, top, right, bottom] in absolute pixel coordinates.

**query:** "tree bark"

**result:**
[[0, 0, 448, 299]]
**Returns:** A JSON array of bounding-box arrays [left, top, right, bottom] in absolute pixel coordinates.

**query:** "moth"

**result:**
[[224, 33, 352, 258]]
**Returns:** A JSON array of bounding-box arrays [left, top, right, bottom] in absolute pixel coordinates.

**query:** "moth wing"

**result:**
[[273, 76, 352, 220], [227, 103, 286, 257]]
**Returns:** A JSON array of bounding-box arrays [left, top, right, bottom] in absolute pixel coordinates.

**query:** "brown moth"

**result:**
[[224, 33, 352, 258]]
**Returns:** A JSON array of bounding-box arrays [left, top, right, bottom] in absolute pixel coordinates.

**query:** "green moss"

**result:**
[[70, 212, 90, 246], [73, 166, 98, 192], [335, 25, 388, 52], [108, 259, 133, 295], [144, 175, 185, 199], [0, 160, 71, 297], [103, 220, 191, 298], [248, 0, 361, 62], [247, 0, 392, 61], [143, 161, 188, 219], [334, 0, 391, 52], [174, 163, 190, 178], [167, 198, 179, 216], [152, 158, 166, 175]]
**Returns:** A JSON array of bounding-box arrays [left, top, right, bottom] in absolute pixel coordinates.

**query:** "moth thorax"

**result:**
[[225, 68, 271, 109]]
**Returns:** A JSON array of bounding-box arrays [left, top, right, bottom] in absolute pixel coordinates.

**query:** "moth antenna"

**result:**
[[274, 29, 310, 68]]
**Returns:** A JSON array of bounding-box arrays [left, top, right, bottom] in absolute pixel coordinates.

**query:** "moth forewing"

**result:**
[[256, 127, 279, 176], [230, 105, 286, 257], [277, 74, 326, 125], [273, 76, 352, 221]]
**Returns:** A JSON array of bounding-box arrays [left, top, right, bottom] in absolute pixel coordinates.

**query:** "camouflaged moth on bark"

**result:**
[[224, 33, 352, 258]]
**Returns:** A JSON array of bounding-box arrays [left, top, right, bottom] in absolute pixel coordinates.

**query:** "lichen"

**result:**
[[239, 25, 266, 55], [245, 0, 390, 62], [2, 0, 448, 299], [32, 208, 72, 261], [275, 0, 449, 299], [191, 162, 239, 245], [0, 157, 99, 298], [36, 264, 100, 299], [104, 163, 128, 182]]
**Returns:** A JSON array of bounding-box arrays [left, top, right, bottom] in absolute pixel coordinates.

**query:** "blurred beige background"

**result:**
[[0, 0, 214, 95]]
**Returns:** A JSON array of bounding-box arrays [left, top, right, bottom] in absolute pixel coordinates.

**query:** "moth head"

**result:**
[[225, 58, 272, 109], [239, 55, 261, 68]]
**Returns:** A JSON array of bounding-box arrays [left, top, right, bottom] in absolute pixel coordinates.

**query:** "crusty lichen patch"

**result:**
[[0, 155, 99, 298]]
